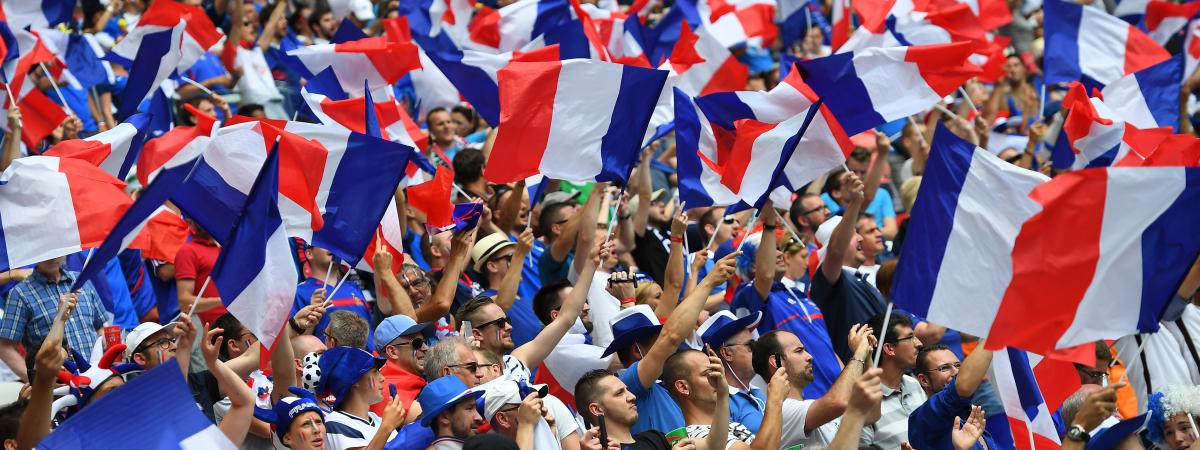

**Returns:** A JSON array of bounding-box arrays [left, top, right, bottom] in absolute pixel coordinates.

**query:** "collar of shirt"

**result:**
[[31, 268, 74, 285]]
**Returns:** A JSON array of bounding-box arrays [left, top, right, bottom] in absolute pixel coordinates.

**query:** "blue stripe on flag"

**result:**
[[1006, 348, 1047, 421], [213, 142, 284, 307], [675, 88, 714, 208], [116, 27, 175, 118], [118, 113, 153, 180], [1136, 168, 1200, 333], [597, 65, 669, 184], [533, 0, 574, 40], [890, 123, 974, 317], [795, 52, 887, 135], [695, 92, 757, 130], [1134, 55, 1182, 130], [1042, 0, 1083, 85], [171, 159, 249, 244], [422, 41, 503, 125]]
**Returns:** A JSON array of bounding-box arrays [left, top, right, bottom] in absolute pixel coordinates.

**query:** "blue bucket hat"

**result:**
[[1086, 413, 1149, 450], [316, 347, 386, 408], [374, 315, 433, 350], [698, 310, 762, 350], [417, 375, 485, 427], [253, 387, 326, 443], [602, 304, 664, 357]]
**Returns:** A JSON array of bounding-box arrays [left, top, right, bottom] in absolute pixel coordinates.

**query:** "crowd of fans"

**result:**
[[0, 0, 1196, 449]]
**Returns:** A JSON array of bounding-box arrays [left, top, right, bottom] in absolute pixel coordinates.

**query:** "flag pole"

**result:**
[[603, 186, 626, 246], [871, 302, 894, 367], [2, 83, 19, 128], [1114, 333, 1150, 387], [705, 215, 725, 253], [958, 86, 979, 115], [186, 276, 211, 319], [907, 116, 928, 149], [39, 62, 75, 118], [330, 267, 353, 298], [179, 76, 217, 98]]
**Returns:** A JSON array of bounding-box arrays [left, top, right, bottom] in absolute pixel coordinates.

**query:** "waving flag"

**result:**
[[923, 0, 1012, 30], [1116, 129, 1200, 167], [407, 167, 455, 229], [105, 0, 224, 117], [287, 36, 421, 96], [796, 41, 980, 134], [210, 143, 297, 350], [0, 156, 132, 272], [777, 0, 831, 49], [665, 22, 748, 96], [839, 3, 986, 53], [38, 360, 236, 450], [1043, 0, 1169, 86], [45, 114, 154, 180], [675, 88, 740, 209], [989, 348, 1066, 450], [465, 0, 574, 52], [73, 146, 201, 292], [1144, 1, 1200, 44], [535, 333, 613, 407], [137, 105, 219, 187], [302, 84, 426, 151], [410, 46, 462, 122], [3, 29, 55, 104], [484, 58, 667, 184], [1, 0, 72, 30], [701, 0, 778, 48], [893, 125, 1200, 358], [1061, 83, 1127, 168], [1, 87, 66, 148], [1100, 54, 1181, 130]]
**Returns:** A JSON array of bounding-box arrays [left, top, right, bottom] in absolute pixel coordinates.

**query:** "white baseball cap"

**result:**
[[481, 379, 548, 422], [124, 322, 178, 360]]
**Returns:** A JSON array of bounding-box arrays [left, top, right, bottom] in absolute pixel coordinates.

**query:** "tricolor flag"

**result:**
[[1099, 54, 1181, 131], [1061, 83, 1127, 168], [892, 124, 1200, 358], [484, 58, 667, 184], [0, 156, 132, 272], [989, 348, 1072, 450], [534, 333, 613, 407], [45, 114, 154, 180], [795, 42, 980, 134], [137, 105, 219, 187], [37, 359, 236, 450], [464, 0, 574, 52], [286, 36, 421, 97], [1143, 1, 1200, 44], [698, 0, 778, 48], [1115, 128, 1200, 167], [210, 142, 298, 350], [302, 82, 426, 151], [1, 0, 73, 31], [839, 3, 986, 53], [1043, 0, 1169, 86]]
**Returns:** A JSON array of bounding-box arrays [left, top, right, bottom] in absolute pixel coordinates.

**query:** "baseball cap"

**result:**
[[124, 321, 178, 360], [481, 380, 548, 421], [316, 347, 386, 408], [417, 375, 485, 426], [471, 233, 516, 272], [349, 0, 375, 21], [374, 315, 433, 350], [541, 191, 581, 209], [815, 215, 843, 260], [254, 387, 326, 443]]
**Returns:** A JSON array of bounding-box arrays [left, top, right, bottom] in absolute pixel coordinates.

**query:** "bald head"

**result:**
[[1060, 385, 1104, 427], [292, 334, 327, 357]]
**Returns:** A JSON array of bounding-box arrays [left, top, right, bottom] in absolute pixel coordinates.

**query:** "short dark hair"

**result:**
[[822, 168, 847, 194], [662, 350, 704, 399], [425, 107, 449, 125], [537, 201, 573, 238], [788, 193, 821, 227], [237, 103, 265, 117], [0, 398, 27, 442], [532, 280, 572, 325], [867, 312, 914, 347], [453, 149, 486, 186], [751, 330, 789, 380], [915, 344, 951, 373], [574, 369, 616, 425], [212, 313, 246, 361], [849, 147, 872, 163], [307, 4, 331, 30], [457, 296, 496, 326], [699, 208, 722, 241]]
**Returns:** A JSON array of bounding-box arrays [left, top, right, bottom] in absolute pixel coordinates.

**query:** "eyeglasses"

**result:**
[[721, 217, 740, 225], [447, 362, 480, 373], [925, 362, 962, 374], [391, 337, 426, 349], [887, 334, 918, 345], [1075, 366, 1107, 380], [476, 316, 510, 330], [136, 336, 179, 354], [492, 254, 513, 264], [802, 205, 830, 215]]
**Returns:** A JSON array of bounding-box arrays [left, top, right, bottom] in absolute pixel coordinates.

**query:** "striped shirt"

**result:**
[[686, 422, 756, 450], [859, 374, 927, 449], [0, 269, 105, 355]]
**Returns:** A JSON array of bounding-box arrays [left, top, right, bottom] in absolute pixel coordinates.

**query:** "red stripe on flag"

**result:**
[[1123, 24, 1171, 75], [485, 60, 562, 184], [1006, 417, 1060, 450], [58, 158, 133, 249], [902, 42, 982, 97], [16, 90, 68, 149], [534, 362, 577, 408], [44, 140, 113, 167], [720, 120, 774, 194], [700, 55, 750, 96], [987, 170, 1108, 354]]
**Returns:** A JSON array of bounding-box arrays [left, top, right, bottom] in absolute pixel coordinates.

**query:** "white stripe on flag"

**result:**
[[540, 61, 624, 182], [226, 225, 299, 349], [0, 157, 84, 267], [852, 47, 942, 122], [1078, 7, 1133, 85]]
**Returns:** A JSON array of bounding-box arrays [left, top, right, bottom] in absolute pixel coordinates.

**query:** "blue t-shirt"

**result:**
[[618, 361, 686, 435], [908, 378, 999, 450], [731, 281, 838, 399], [538, 247, 573, 285], [730, 387, 768, 434], [514, 235, 544, 327], [119, 250, 157, 318], [184, 52, 231, 95], [821, 189, 895, 228], [293, 277, 373, 351]]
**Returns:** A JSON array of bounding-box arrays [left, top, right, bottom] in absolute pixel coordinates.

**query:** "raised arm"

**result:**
[[705, 348, 731, 450], [202, 325, 254, 447], [256, 0, 286, 51], [2, 107, 22, 172], [632, 151, 653, 236], [750, 367, 789, 450], [513, 239, 607, 369], [496, 180, 525, 236], [570, 183, 605, 276], [807, 324, 874, 432], [495, 228, 534, 310], [755, 202, 777, 300], [415, 228, 475, 323], [374, 244, 415, 318], [636, 252, 739, 388], [825, 368, 883, 450], [954, 342, 993, 398], [656, 208, 687, 319], [820, 173, 865, 284], [16, 293, 75, 450], [862, 133, 889, 208]]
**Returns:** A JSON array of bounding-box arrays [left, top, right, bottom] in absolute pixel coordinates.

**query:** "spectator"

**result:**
[[294, 245, 373, 349], [315, 347, 387, 449], [699, 311, 767, 433], [0, 258, 106, 380], [469, 230, 538, 347], [424, 336, 484, 388], [573, 369, 703, 449], [450, 106, 488, 144], [1146, 385, 1199, 450], [908, 344, 998, 449], [419, 375, 485, 450], [858, 313, 926, 449], [323, 311, 370, 350], [371, 315, 431, 417], [425, 108, 465, 167]]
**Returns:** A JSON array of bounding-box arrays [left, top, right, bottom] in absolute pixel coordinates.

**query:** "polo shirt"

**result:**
[[293, 277, 372, 351], [859, 374, 927, 449], [0, 269, 106, 354], [908, 379, 998, 450], [370, 360, 427, 417], [731, 281, 839, 399], [619, 361, 686, 435], [810, 266, 886, 360], [728, 386, 767, 434]]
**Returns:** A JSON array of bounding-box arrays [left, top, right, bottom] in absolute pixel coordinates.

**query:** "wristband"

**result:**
[[670, 236, 684, 244], [850, 358, 867, 367], [763, 224, 777, 231], [620, 297, 636, 305], [288, 317, 305, 334]]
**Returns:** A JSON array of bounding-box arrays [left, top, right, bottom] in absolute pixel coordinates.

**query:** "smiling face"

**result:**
[[473, 303, 514, 353]]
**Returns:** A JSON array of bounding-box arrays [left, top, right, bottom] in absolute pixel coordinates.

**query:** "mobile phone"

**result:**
[[599, 414, 608, 449], [461, 320, 473, 338], [389, 384, 397, 398]]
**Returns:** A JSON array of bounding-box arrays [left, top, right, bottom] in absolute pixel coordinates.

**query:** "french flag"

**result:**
[[989, 348, 1072, 450], [136, 104, 220, 187], [415, 37, 560, 127], [38, 360, 237, 450], [1043, 0, 1169, 86], [44, 114, 154, 180], [1061, 83, 1127, 168], [892, 124, 1200, 358], [302, 83, 426, 152], [675, 88, 740, 209], [1, 0, 73, 30], [286, 36, 422, 97], [0, 86, 66, 149], [795, 41, 981, 134], [464, 0, 573, 52], [923, 0, 1012, 30], [1099, 54, 1181, 131], [484, 58, 667, 184], [105, 0, 224, 117], [534, 333, 612, 408], [1144, 1, 1200, 44], [831, 0, 853, 49], [701, 0, 779, 48], [663, 22, 748, 96], [210, 143, 297, 350], [776, 0, 831, 49], [839, 3, 986, 53], [0, 156, 132, 273], [72, 143, 201, 292], [3, 29, 56, 105], [1114, 127, 1200, 167]]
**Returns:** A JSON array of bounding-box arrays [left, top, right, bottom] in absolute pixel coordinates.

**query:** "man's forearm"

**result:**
[[495, 248, 529, 310], [0, 343, 27, 382], [956, 347, 993, 398]]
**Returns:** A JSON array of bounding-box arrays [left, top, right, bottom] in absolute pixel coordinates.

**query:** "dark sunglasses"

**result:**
[[476, 316, 510, 329], [391, 337, 426, 349]]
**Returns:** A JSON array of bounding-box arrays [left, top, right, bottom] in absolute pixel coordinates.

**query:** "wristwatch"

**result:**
[[1066, 425, 1091, 443]]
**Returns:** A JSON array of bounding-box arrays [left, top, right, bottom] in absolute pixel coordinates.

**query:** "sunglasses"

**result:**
[[476, 316, 510, 330], [447, 362, 480, 373], [391, 337, 426, 349]]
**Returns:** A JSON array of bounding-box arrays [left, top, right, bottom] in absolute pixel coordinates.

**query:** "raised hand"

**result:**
[[849, 368, 883, 413], [952, 405, 986, 450], [201, 325, 224, 368], [767, 367, 790, 402], [704, 346, 728, 392], [516, 392, 545, 425], [844, 172, 866, 204], [671, 205, 688, 238], [517, 227, 534, 254], [380, 388, 410, 431], [373, 239, 394, 274], [847, 323, 876, 357], [702, 251, 742, 285]]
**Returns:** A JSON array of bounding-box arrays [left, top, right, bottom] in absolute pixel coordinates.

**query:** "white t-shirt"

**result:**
[[544, 394, 582, 442], [325, 410, 391, 450], [586, 270, 622, 348], [213, 371, 275, 450], [1114, 332, 1195, 412], [779, 398, 839, 449], [234, 47, 282, 105], [686, 422, 755, 449]]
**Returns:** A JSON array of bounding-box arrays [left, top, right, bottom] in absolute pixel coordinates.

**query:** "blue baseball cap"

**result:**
[[253, 387, 325, 443], [417, 375, 484, 427], [374, 315, 433, 350], [698, 311, 762, 350], [316, 347, 386, 408]]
